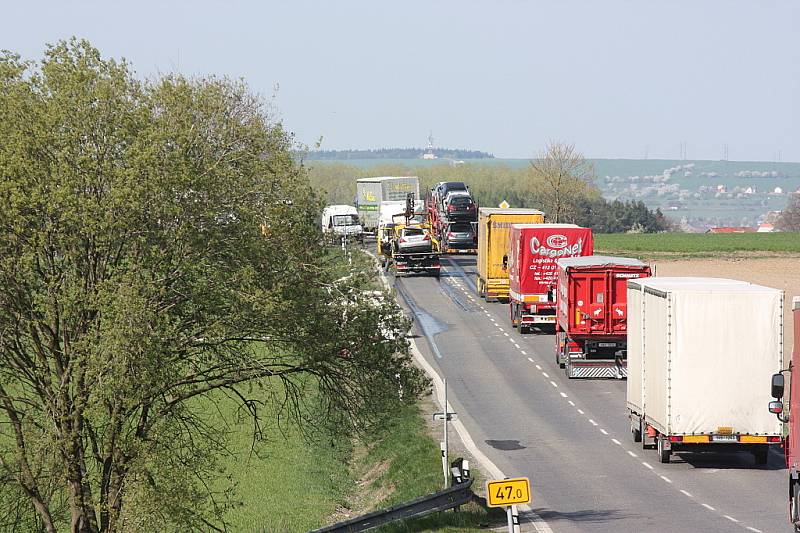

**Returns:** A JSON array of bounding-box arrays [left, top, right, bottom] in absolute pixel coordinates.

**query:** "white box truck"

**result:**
[[627, 277, 784, 464], [356, 176, 420, 232]]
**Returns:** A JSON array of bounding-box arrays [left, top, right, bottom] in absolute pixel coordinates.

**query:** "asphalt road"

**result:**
[[391, 255, 789, 533]]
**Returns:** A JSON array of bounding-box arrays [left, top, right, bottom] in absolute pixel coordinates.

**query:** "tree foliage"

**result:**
[[0, 39, 425, 532], [777, 193, 800, 231], [525, 142, 597, 223]]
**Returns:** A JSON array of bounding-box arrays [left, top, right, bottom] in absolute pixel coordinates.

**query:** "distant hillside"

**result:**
[[304, 148, 494, 160]]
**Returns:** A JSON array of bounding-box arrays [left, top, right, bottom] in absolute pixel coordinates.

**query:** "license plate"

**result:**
[[598, 342, 616, 348], [712, 435, 738, 442]]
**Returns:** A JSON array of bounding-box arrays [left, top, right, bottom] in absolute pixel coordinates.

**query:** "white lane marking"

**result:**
[[642, 462, 653, 470], [701, 503, 715, 511], [611, 438, 621, 445], [520, 350, 527, 355], [550, 380, 558, 388], [535, 364, 542, 370], [588, 419, 598, 426], [503, 333, 509, 337], [578, 409, 585, 414], [660, 475, 672, 484], [723, 515, 738, 523], [559, 392, 568, 398], [404, 332, 553, 533], [509, 338, 516, 344], [528, 357, 535, 363], [627, 450, 637, 457], [680, 489, 692, 497], [599, 428, 608, 435], [568, 400, 575, 406], [542, 372, 550, 378], [497, 327, 504, 331], [746, 527, 763, 532]]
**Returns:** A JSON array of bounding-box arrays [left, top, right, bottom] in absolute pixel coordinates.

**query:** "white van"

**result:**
[[321, 205, 363, 243]]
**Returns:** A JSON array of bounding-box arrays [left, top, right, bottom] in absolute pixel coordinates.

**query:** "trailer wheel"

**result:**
[[791, 480, 800, 526], [657, 437, 671, 463], [478, 278, 486, 299], [510, 304, 518, 328], [564, 360, 573, 379], [753, 448, 769, 466]]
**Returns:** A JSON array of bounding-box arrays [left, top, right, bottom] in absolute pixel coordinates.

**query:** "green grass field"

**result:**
[[212, 389, 502, 532], [595, 232, 800, 255], [212, 389, 353, 532]]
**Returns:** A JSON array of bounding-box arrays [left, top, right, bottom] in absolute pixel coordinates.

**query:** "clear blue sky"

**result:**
[[4, 1, 799, 161]]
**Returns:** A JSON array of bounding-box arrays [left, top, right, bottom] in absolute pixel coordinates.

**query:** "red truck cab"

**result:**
[[773, 296, 800, 529], [555, 256, 651, 379], [508, 224, 593, 333]]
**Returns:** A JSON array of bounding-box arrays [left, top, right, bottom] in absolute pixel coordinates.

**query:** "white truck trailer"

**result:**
[[627, 277, 784, 464]]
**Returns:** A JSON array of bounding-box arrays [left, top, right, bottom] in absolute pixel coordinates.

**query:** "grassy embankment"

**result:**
[[595, 232, 800, 258], [215, 392, 501, 532]]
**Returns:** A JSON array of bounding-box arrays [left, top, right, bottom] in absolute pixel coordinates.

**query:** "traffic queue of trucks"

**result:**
[[330, 178, 799, 516]]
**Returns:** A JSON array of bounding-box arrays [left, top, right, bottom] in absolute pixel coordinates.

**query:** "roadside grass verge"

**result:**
[[595, 232, 800, 258], [358, 402, 505, 533], [211, 388, 352, 532]]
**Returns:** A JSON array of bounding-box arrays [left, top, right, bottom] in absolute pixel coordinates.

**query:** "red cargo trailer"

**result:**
[[555, 256, 651, 379], [771, 296, 800, 529], [508, 224, 593, 333]]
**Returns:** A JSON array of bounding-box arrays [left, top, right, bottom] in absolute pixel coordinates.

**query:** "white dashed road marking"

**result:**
[[642, 462, 653, 470], [588, 419, 598, 426], [723, 515, 738, 523], [520, 350, 527, 355], [659, 475, 672, 484], [542, 372, 549, 378], [627, 451, 637, 457], [611, 438, 621, 445], [550, 380, 558, 388], [578, 409, 585, 415], [701, 503, 715, 511], [599, 428, 608, 435], [528, 357, 535, 363], [680, 490, 692, 497], [568, 400, 575, 406], [559, 392, 568, 398]]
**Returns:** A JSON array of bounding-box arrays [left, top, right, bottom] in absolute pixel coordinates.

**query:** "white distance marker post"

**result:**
[[432, 379, 458, 489]]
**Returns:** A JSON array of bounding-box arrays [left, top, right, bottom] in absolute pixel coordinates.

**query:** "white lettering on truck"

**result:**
[[530, 235, 584, 258]]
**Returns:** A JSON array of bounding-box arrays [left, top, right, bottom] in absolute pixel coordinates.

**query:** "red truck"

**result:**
[[770, 295, 800, 530], [554, 256, 651, 379], [508, 224, 593, 333]]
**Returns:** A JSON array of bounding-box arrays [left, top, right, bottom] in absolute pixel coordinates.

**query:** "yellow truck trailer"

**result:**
[[476, 208, 545, 301]]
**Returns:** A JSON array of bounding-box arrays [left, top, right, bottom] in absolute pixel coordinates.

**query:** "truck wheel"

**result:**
[[753, 448, 769, 466], [564, 360, 573, 379], [791, 480, 800, 525], [478, 279, 486, 299], [657, 437, 671, 463], [511, 304, 518, 328]]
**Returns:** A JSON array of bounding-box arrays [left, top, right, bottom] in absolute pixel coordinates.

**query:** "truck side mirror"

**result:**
[[771, 373, 785, 399]]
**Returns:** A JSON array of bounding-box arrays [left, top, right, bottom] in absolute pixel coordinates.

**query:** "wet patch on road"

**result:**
[[485, 439, 526, 451]]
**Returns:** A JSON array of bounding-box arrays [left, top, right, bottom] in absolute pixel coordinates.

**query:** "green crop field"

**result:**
[[595, 232, 800, 254]]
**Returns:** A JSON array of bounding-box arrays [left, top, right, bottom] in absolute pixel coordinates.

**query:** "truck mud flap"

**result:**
[[567, 362, 628, 379]]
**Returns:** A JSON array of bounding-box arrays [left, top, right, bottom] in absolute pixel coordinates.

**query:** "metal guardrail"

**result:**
[[309, 466, 474, 533]]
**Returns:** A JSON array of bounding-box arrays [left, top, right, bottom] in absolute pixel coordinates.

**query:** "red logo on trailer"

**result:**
[[546, 234, 569, 249]]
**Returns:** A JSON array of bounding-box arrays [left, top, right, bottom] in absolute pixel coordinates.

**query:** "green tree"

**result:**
[[0, 40, 424, 533]]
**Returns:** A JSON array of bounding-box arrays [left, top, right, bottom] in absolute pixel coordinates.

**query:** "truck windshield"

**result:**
[[333, 215, 359, 226]]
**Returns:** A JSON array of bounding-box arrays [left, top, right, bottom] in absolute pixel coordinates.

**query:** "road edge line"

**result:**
[[364, 249, 553, 533]]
